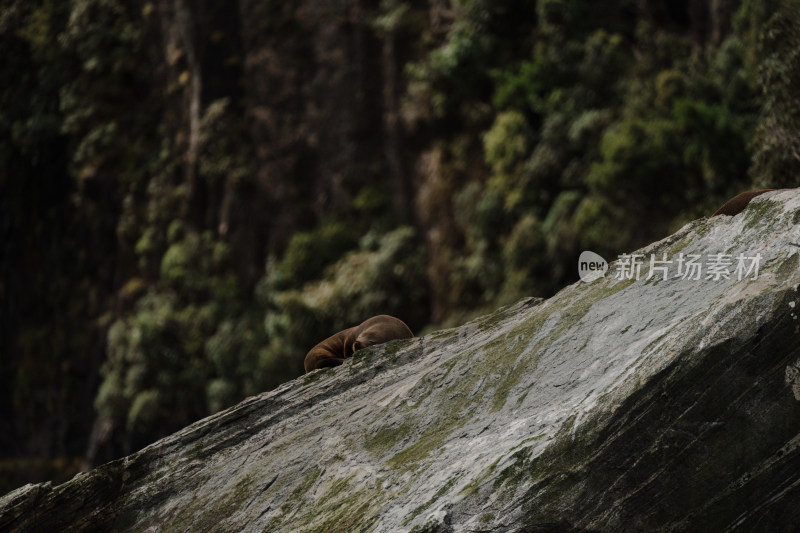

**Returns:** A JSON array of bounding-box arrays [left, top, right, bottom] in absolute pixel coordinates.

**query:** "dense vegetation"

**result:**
[[1, 0, 798, 493]]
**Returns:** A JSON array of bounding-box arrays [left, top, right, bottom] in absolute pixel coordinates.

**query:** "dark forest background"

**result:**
[[1, 0, 799, 494]]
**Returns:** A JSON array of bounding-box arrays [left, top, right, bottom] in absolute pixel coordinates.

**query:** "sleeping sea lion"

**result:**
[[304, 315, 413, 373], [712, 189, 776, 216]]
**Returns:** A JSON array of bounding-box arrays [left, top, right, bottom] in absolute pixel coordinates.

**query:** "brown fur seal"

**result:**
[[304, 315, 413, 373], [712, 189, 776, 216]]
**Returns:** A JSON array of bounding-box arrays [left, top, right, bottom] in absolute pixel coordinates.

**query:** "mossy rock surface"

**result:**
[[3, 190, 800, 531]]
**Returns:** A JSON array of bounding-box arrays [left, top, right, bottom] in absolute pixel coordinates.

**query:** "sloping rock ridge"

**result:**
[[3, 190, 800, 532]]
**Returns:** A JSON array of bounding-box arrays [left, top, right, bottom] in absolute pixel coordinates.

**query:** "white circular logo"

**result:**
[[579, 250, 608, 282]]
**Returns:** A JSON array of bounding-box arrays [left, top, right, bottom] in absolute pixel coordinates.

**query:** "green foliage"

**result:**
[[270, 223, 359, 289], [100, 291, 205, 448], [13, 0, 56, 58], [198, 98, 252, 187], [453, 180, 508, 244], [405, 25, 492, 121], [353, 185, 392, 216], [537, 0, 585, 32], [579, 29, 626, 89], [99, 250, 277, 451], [285, 226, 426, 324], [499, 214, 549, 302], [540, 190, 582, 277], [483, 111, 533, 176], [403, 0, 537, 125], [672, 98, 750, 188], [588, 118, 685, 199], [204, 312, 272, 412], [572, 195, 628, 255], [59, 0, 144, 176], [747, 4, 800, 185], [160, 231, 237, 300]]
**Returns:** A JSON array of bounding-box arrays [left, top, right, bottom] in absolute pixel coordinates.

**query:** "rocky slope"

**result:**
[[2, 189, 800, 531]]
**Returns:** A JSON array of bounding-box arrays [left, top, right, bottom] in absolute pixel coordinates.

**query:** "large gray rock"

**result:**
[[3, 190, 800, 532]]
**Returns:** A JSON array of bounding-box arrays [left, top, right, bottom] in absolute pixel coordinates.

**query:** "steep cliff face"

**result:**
[[3, 189, 800, 531]]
